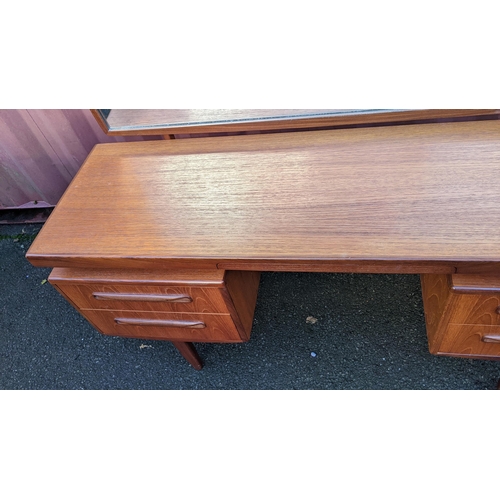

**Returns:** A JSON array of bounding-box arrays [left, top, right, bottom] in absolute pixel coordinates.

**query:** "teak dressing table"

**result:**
[[26, 119, 500, 370]]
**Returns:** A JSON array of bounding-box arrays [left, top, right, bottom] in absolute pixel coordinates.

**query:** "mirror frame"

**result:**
[[91, 109, 500, 136]]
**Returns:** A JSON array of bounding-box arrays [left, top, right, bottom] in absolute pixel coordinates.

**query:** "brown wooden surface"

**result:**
[[421, 274, 500, 359], [447, 294, 500, 326], [52, 282, 231, 314], [222, 271, 261, 341], [171, 342, 203, 370], [216, 259, 459, 274], [436, 324, 500, 359], [81, 309, 242, 342], [28, 120, 500, 273], [90, 109, 110, 135], [451, 274, 500, 293], [49, 267, 225, 286], [97, 109, 500, 136], [49, 267, 258, 352], [421, 274, 452, 353]]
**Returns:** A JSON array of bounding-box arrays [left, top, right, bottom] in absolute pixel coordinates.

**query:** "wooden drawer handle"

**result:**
[[114, 318, 206, 329], [93, 292, 192, 303], [482, 334, 500, 343]]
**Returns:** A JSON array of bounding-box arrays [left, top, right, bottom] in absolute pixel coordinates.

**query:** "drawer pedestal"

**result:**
[[49, 268, 260, 369], [421, 274, 500, 360]]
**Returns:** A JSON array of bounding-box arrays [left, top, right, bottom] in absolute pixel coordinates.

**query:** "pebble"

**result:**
[[311, 352, 317, 358]]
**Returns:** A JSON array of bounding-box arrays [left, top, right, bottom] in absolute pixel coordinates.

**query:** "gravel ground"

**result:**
[[1, 223, 499, 390]]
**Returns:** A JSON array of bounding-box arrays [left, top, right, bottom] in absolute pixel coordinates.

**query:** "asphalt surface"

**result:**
[[1, 223, 499, 390]]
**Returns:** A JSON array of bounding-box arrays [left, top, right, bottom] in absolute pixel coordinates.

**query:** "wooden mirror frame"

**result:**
[[91, 109, 500, 136]]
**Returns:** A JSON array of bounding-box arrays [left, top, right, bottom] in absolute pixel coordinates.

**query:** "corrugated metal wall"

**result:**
[[0, 110, 158, 208]]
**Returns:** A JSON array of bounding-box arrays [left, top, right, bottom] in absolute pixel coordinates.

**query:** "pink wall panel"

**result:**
[[0, 109, 158, 208]]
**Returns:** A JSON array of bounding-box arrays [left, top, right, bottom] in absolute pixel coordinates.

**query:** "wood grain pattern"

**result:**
[[217, 260, 457, 274], [98, 109, 500, 136], [222, 271, 261, 341], [421, 274, 453, 353], [455, 262, 500, 275], [27, 120, 500, 272], [436, 324, 500, 359], [421, 274, 500, 358], [49, 267, 225, 286], [49, 267, 260, 348], [51, 283, 230, 314], [81, 309, 242, 342], [446, 295, 500, 326], [451, 274, 500, 293]]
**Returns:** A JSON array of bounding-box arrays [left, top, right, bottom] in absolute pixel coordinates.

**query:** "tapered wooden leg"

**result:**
[[172, 341, 203, 370]]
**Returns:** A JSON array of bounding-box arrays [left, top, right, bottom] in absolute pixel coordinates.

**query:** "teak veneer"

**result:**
[[27, 119, 500, 369], [91, 109, 500, 136]]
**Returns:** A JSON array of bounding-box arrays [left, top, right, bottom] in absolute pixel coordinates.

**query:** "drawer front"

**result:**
[[437, 324, 500, 359], [448, 293, 500, 327], [81, 309, 242, 343], [55, 283, 229, 314]]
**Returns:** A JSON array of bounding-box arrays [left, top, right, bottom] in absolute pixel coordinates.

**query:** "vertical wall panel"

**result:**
[[0, 109, 159, 208]]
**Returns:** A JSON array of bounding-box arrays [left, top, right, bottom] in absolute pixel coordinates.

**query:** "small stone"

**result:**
[[306, 316, 318, 324], [311, 352, 317, 358]]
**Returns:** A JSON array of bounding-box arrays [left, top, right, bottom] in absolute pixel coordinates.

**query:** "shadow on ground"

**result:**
[[1, 224, 499, 389]]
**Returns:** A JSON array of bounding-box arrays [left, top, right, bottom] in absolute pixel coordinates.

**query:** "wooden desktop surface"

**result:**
[[27, 120, 500, 273]]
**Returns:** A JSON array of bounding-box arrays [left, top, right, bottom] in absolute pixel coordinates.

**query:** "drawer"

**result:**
[[81, 309, 243, 343], [447, 293, 500, 327], [49, 268, 261, 343], [54, 283, 229, 314], [422, 274, 500, 359], [436, 324, 500, 360]]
